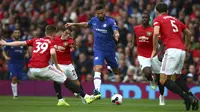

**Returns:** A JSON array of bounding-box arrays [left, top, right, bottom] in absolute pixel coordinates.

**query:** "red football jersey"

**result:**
[[26, 37, 54, 68], [154, 14, 186, 50], [54, 36, 74, 65], [134, 25, 153, 58]]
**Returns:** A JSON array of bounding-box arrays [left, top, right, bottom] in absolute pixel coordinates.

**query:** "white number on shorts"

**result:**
[[33, 42, 48, 53], [170, 20, 178, 32]]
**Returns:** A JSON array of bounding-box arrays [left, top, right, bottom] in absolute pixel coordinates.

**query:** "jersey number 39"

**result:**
[[33, 42, 48, 53]]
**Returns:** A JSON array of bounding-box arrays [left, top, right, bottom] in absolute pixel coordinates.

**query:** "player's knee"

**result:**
[[159, 78, 166, 85], [95, 66, 103, 72], [73, 80, 80, 87], [11, 76, 17, 83]]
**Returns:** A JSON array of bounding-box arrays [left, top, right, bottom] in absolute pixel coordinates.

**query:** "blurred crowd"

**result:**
[[0, 0, 199, 84]]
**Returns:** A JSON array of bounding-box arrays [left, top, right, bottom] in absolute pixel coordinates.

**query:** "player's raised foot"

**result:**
[[150, 76, 156, 90], [57, 99, 70, 106], [84, 94, 101, 104], [13, 96, 18, 99], [159, 95, 165, 106], [191, 95, 199, 110], [93, 89, 101, 100]]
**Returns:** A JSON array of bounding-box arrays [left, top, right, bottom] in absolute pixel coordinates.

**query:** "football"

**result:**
[[111, 94, 123, 105]]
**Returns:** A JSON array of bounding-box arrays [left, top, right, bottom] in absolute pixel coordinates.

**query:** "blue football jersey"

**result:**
[[3, 39, 26, 64], [88, 16, 118, 52]]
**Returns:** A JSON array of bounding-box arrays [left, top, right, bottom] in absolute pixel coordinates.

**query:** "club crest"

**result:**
[[64, 42, 68, 46], [147, 31, 152, 36]]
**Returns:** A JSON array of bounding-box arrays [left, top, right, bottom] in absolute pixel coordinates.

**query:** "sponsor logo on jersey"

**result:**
[[138, 36, 149, 43]]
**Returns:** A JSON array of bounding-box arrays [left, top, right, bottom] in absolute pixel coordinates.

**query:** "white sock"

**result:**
[[11, 83, 18, 96], [58, 98, 64, 102], [93, 72, 101, 91]]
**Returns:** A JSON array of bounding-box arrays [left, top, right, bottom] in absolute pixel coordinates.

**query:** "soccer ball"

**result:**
[[111, 94, 123, 105]]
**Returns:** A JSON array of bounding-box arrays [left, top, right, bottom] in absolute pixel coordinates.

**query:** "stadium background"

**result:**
[[0, 0, 199, 98]]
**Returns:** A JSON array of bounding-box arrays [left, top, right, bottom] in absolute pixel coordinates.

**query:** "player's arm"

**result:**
[[2, 50, 10, 61], [50, 48, 62, 72], [0, 39, 27, 46], [151, 26, 160, 59], [111, 20, 120, 42], [65, 22, 89, 28], [113, 30, 119, 42], [183, 28, 192, 51]]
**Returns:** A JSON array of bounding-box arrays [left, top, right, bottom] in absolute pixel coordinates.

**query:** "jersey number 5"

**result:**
[[170, 20, 178, 32], [33, 42, 48, 53]]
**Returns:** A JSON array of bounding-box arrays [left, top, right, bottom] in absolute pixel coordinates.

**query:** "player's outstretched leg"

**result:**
[[156, 74, 165, 105], [143, 67, 156, 90], [162, 76, 195, 110], [11, 76, 18, 99], [64, 79, 101, 104], [53, 81, 70, 106], [175, 75, 199, 110]]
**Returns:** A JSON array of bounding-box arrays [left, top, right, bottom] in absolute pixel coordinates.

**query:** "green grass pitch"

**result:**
[[0, 96, 196, 112]]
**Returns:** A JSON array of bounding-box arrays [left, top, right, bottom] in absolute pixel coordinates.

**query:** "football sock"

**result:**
[[94, 72, 101, 91], [80, 84, 85, 93], [53, 81, 63, 100], [175, 76, 195, 97], [64, 79, 85, 98], [11, 83, 18, 96], [158, 81, 164, 96], [164, 79, 189, 100], [156, 75, 164, 95]]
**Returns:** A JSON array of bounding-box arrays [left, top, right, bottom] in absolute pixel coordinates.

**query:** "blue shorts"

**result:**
[[8, 64, 24, 80], [94, 50, 118, 68]]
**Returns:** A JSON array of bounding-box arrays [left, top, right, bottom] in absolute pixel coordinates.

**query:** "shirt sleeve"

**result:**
[[68, 39, 75, 47], [178, 20, 187, 31], [153, 18, 161, 27], [88, 18, 93, 27], [26, 38, 36, 46], [111, 19, 118, 31], [3, 40, 11, 51]]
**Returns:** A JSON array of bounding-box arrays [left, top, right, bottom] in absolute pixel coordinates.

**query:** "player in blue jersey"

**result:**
[[65, 4, 120, 97], [2, 29, 28, 99]]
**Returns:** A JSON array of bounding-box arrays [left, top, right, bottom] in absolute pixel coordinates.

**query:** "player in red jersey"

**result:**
[[53, 28, 87, 106], [0, 25, 100, 104], [133, 12, 165, 105], [151, 3, 198, 110]]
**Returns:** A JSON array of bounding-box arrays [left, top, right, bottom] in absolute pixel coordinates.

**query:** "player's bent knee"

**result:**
[[73, 80, 80, 86], [95, 65, 103, 72]]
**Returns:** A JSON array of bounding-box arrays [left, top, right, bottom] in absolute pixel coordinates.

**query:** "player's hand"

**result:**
[[185, 44, 191, 52], [150, 50, 156, 61], [114, 34, 119, 42], [65, 23, 74, 28], [0, 39, 7, 46], [5, 56, 11, 61], [55, 65, 64, 73]]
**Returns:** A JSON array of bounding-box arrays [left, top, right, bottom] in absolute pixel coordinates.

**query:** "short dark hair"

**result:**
[[45, 25, 57, 35], [95, 4, 104, 11], [156, 3, 168, 13]]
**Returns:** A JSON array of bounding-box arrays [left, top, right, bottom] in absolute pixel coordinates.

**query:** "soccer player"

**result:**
[[152, 3, 198, 110], [133, 12, 165, 105], [2, 29, 28, 99], [0, 25, 100, 104], [65, 4, 120, 96], [53, 28, 86, 106]]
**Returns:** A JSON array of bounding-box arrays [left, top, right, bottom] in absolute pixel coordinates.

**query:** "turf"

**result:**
[[0, 96, 196, 112]]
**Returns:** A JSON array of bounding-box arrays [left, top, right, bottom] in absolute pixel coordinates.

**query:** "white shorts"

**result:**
[[53, 64, 78, 80], [160, 48, 185, 75], [137, 55, 161, 74], [28, 65, 67, 83]]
